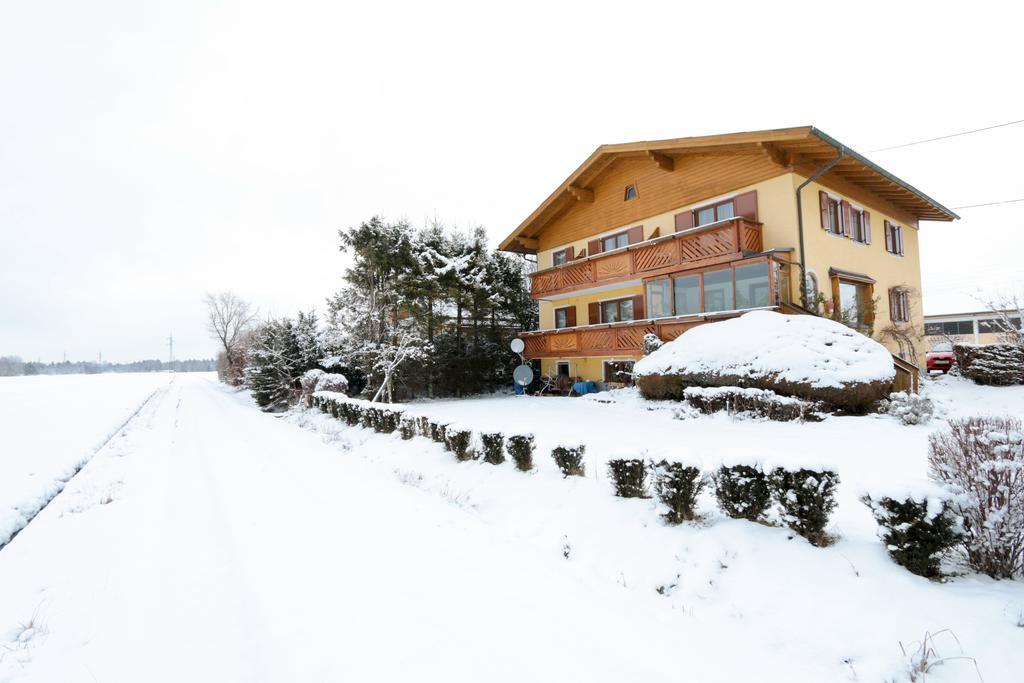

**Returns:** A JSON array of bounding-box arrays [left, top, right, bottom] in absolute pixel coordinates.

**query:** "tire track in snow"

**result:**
[[0, 378, 172, 553]]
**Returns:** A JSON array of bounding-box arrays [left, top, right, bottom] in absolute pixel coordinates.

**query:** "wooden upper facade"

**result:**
[[499, 126, 956, 383]]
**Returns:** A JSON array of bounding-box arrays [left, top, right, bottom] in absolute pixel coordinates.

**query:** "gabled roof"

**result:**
[[500, 126, 958, 253]]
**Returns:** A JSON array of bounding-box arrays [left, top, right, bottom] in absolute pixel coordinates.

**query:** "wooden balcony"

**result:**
[[530, 217, 763, 299], [520, 309, 767, 359]]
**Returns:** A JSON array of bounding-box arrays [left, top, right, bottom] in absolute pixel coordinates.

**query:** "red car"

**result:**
[[926, 342, 956, 373]]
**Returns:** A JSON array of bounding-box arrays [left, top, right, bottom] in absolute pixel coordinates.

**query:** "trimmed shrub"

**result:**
[[344, 403, 362, 426], [416, 416, 431, 438], [713, 464, 770, 521], [398, 416, 417, 440], [360, 406, 377, 430], [862, 495, 962, 578], [652, 461, 705, 523], [378, 409, 400, 434], [642, 332, 664, 355], [768, 467, 839, 546], [929, 416, 1024, 578], [429, 421, 447, 445], [507, 434, 535, 472], [480, 432, 505, 465], [954, 343, 1024, 386], [608, 458, 648, 498], [552, 444, 586, 478], [300, 369, 325, 408], [884, 391, 934, 425], [445, 427, 474, 461], [683, 386, 824, 422]]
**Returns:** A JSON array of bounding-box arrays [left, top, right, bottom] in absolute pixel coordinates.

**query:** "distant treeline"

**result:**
[[0, 356, 215, 377]]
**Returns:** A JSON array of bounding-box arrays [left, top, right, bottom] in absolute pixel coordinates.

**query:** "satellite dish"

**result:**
[[510, 338, 525, 354], [513, 364, 534, 387]]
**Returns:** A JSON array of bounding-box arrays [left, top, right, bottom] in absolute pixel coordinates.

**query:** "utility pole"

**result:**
[[167, 332, 174, 367]]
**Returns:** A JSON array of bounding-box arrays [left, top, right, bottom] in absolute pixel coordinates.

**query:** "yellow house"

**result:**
[[498, 126, 957, 388]]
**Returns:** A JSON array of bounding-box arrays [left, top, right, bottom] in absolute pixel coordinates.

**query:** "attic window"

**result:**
[[624, 184, 638, 201]]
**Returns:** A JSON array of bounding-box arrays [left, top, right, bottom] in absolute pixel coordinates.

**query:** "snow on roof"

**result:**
[[633, 310, 895, 389]]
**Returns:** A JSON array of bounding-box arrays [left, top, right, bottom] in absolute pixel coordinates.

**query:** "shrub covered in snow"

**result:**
[[429, 421, 447, 444], [300, 369, 326, 408], [445, 426, 474, 461], [315, 372, 349, 394], [682, 386, 824, 422], [398, 416, 417, 440], [652, 461, 705, 523], [378, 408, 401, 434], [713, 464, 770, 521], [954, 343, 1024, 386], [862, 493, 962, 578], [480, 432, 505, 465], [642, 332, 664, 355], [634, 311, 895, 412], [552, 444, 586, 478], [607, 459, 648, 498], [883, 391, 934, 425], [415, 416, 431, 438], [928, 416, 1024, 578], [507, 434, 535, 472], [768, 468, 839, 546]]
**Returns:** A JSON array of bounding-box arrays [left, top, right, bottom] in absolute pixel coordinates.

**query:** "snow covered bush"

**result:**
[[507, 434, 534, 472], [652, 461, 705, 523], [445, 426, 474, 461], [315, 372, 349, 394], [480, 432, 505, 465], [415, 416, 431, 438], [552, 444, 586, 478], [398, 416, 417, 440], [429, 421, 447, 444], [862, 493, 962, 578], [607, 459, 648, 498], [682, 386, 824, 422], [377, 408, 401, 434], [343, 402, 362, 426], [634, 311, 895, 412], [928, 416, 1024, 578], [642, 332, 664, 355], [768, 468, 839, 546], [300, 369, 325, 408], [713, 464, 770, 521], [884, 391, 934, 425], [954, 343, 1024, 386]]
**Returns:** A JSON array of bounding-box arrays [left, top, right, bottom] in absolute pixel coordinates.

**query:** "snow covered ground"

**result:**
[[1, 372, 1022, 682], [0, 372, 171, 546]]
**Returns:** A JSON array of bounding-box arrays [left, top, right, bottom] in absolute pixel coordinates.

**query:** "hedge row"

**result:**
[[312, 392, 954, 572]]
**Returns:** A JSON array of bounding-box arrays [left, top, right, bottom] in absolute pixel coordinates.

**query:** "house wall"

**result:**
[[539, 284, 643, 330], [795, 176, 926, 365]]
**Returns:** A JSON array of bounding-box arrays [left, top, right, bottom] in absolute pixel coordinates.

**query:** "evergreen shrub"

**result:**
[[399, 416, 417, 440], [862, 495, 962, 577], [552, 444, 586, 478], [507, 434, 535, 472], [713, 464, 770, 521], [768, 467, 839, 545], [653, 461, 705, 523], [445, 427, 474, 461], [607, 458, 648, 498], [480, 432, 505, 465]]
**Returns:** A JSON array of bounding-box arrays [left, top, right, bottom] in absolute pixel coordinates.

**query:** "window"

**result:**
[[885, 222, 905, 256], [848, 206, 869, 244], [601, 298, 634, 323], [703, 268, 733, 312], [603, 361, 635, 385], [734, 262, 770, 309], [925, 320, 973, 336], [646, 279, 673, 319], [889, 288, 911, 323], [601, 230, 631, 253], [673, 274, 701, 316], [694, 199, 735, 227], [624, 184, 638, 201], [805, 272, 819, 304], [552, 249, 569, 266], [979, 317, 1022, 333], [820, 193, 842, 235], [554, 306, 575, 329], [838, 280, 869, 327]]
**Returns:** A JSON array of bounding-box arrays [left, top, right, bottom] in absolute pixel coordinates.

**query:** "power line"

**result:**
[[869, 118, 1024, 152], [950, 197, 1024, 210]]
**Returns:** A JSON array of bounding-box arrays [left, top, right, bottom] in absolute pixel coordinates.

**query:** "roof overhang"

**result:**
[[499, 126, 959, 254]]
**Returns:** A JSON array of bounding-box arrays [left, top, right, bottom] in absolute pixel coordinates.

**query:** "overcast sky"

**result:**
[[2, 0, 1021, 362]]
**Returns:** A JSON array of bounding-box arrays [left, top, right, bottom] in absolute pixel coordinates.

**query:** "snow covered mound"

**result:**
[[634, 311, 896, 411]]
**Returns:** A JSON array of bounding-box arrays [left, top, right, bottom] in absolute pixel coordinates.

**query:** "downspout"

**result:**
[[795, 145, 845, 307]]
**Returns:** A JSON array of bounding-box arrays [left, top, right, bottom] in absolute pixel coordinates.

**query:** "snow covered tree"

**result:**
[[245, 318, 302, 410], [205, 291, 258, 385]]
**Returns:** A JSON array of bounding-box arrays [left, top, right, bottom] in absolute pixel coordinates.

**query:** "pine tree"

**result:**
[[246, 319, 302, 410]]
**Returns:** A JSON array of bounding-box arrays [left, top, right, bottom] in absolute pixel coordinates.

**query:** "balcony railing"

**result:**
[[530, 217, 763, 299], [519, 308, 772, 359]]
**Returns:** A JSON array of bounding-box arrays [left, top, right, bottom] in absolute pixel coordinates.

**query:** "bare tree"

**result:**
[[980, 291, 1024, 347], [205, 291, 257, 385]]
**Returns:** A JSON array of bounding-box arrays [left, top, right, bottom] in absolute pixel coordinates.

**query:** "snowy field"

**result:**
[[0, 372, 171, 546], [1, 372, 1022, 682]]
